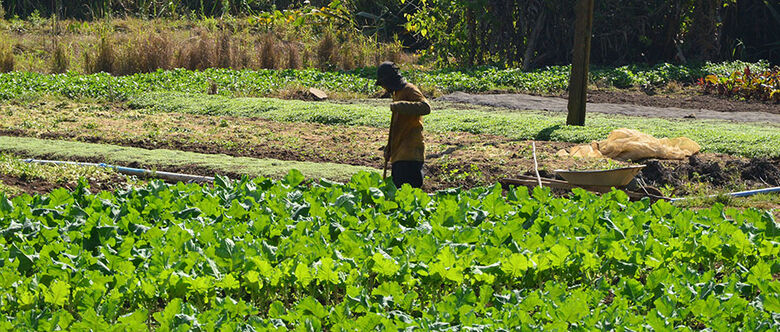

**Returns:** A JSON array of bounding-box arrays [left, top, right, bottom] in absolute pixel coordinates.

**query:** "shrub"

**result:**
[[114, 32, 173, 75]]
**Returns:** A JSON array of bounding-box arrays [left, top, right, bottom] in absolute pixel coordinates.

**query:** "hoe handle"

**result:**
[[383, 113, 395, 180]]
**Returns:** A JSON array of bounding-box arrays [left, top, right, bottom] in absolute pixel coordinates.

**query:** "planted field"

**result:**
[[1, 173, 778, 330], [1, 6, 779, 329], [0, 60, 772, 101], [128, 93, 780, 158], [2, 96, 779, 198]]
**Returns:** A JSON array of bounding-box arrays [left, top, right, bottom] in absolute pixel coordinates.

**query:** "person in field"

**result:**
[[376, 61, 431, 189]]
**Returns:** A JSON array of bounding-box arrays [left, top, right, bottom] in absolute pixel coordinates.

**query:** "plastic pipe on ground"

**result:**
[[670, 186, 780, 202], [22, 159, 215, 183]]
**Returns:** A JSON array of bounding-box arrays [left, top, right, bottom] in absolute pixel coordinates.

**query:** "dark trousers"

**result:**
[[391, 161, 424, 188]]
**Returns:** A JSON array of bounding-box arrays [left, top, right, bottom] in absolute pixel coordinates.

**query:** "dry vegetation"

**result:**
[[0, 17, 412, 75], [0, 32, 13, 73]]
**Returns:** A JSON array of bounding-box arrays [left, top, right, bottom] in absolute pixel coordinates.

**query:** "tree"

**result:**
[[566, 0, 594, 126]]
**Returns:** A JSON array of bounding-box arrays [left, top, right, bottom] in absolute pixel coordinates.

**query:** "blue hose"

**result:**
[[21, 159, 215, 183], [671, 186, 780, 202]]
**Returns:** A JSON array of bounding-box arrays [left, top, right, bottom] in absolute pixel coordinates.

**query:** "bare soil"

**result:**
[[0, 172, 130, 197], [582, 89, 780, 115], [2, 99, 779, 196], [638, 155, 780, 189], [438, 89, 780, 122]]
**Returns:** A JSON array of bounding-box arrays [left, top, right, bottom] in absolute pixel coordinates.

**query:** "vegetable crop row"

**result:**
[[0, 171, 778, 330], [127, 92, 780, 158], [0, 61, 770, 101]]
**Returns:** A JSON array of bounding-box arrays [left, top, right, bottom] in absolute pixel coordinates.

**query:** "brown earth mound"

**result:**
[[640, 155, 780, 189]]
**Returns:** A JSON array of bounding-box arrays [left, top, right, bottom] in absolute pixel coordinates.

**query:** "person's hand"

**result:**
[[384, 145, 391, 161]]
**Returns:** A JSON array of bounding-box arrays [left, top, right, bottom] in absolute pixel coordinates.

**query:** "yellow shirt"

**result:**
[[389, 83, 431, 163]]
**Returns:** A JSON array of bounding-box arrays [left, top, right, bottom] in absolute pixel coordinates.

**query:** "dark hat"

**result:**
[[376, 61, 406, 91]]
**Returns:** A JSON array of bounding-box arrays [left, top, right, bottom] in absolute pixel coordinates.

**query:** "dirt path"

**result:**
[[438, 92, 780, 123]]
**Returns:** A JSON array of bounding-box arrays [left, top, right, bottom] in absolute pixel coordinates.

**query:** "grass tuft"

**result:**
[[286, 43, 302, 70], [50, 39, 70, 74], [317, 30, 338, 70], [0, 36, 15, 73], [92, 35, 115, 74], [217, 30, 233, 69], [259, 33, 277, 69]]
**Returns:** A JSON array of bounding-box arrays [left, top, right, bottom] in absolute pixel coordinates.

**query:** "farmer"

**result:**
[[377, 61, 431, 188]]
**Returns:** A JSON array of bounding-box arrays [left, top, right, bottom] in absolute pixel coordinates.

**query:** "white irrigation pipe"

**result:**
[[532, 141, 542, 188], [22, 159, 215, 183], [670, 186, 780, 202]]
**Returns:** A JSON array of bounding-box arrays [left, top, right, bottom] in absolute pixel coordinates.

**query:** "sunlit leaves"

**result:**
[[0, 170, 776, 329]]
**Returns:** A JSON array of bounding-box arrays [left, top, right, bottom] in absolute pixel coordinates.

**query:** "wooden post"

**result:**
[[566, 0, 595, 126]]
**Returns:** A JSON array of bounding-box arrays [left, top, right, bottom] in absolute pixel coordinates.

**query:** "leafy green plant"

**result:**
[[0, 61, 771, 100], [699, 65, 780, 103], [0, 171, 778, 329]]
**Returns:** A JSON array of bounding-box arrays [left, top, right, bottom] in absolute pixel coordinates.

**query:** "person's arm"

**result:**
[[390, 100, 431, 116]]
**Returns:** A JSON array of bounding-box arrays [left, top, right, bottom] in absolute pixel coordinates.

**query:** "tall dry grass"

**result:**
[[316, 30, 338, 70], [114, 32, 173, 75], [258, 33, 278, 69], [217, 31, 233, 69], [286, 43, 302, 69], [0, 36, 14, 73], [3, 17, 414, 75], [84, 35, 114, 74], [50, 39, 70, 73]]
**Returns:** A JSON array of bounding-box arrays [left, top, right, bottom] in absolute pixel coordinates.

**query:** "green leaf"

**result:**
[[218, 274, 240, 290], [283, 169, 305, 186], [296, 296, 328, 319], [71, 308, 109, 331], [226, 200, 248, 219], [691, 295, 720, 319], [763, 293, 780, 313], [557, 292, 588, 323], [295, 262, 314, 287], [653, 295, 676, 318], [371, 252, 400, 277], [315, 257, 340, 284], [372, 281, 403, 299], [9, 244, 35, 274], [269, 300, 287, 317], [747, 261, 772, 286], [116, 309, 148, 330], [48, 188, 73, 206], [153, 298, 182, 330], [456, 226, 480, 243], [548, 244, 570, 267], [214, 174, 233, 190], [0, 194, 13, 214], [646, 309, 671, 332], [44, 280, 71, 307], [501, 253, 532, 278]]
